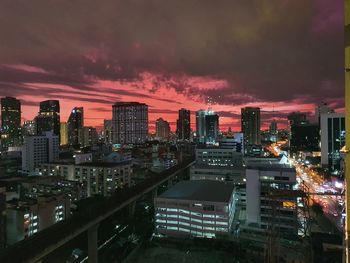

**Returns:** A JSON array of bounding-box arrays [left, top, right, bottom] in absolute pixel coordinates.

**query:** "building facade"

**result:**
[[1, 97, 22, 150], [320, 113, 345, 174], [156, 118, 170, 140], [60, 122, 68, 146], [241, 107, 261, 147], [176, 108, 191, 141], [154, 180, 235, 239], [67, 107, 84, 146], [35, 100, 60, 139], [112, 102, 148, 144], [21, 131, 59, 175]]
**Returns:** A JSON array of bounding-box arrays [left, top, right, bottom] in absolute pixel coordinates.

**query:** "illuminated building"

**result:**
[[35, 100, 60, 139], [0, 97, 22, 150], [244, 160, 297, 236], [82, 126, 98, 147], [320, 113, 345, 174], [315, 102, 334, 125], [103, 119, 112, 144], [22, 120, 36, 136], [6, 193, 70, 245], [112, 102, 148, 144], [287, 112, 307, 126], [67, 107, 84, 147], [176, 108, 191, 141], [241, 107, 261, 147], [196, 109, 219, 143], [269, 120, 278, 142], [60, 122, 68, 146], [21, 131, 59, 175], [156, 118, 170, 140], [154, 180, 235, 238], [40, 161, 132, 197]]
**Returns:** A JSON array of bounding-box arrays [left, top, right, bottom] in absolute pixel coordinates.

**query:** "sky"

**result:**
[[0, 0, 344, 132]]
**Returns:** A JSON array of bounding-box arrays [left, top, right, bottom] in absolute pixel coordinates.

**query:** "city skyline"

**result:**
[[0, 1, 344, 131]]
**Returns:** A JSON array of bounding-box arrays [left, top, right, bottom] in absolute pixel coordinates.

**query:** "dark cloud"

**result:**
[[0, 0, 343, 110]]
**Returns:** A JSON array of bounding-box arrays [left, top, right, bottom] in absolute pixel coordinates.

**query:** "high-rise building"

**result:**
[[315, 102, 334, 125], [205, 114, 219, 143], [23, 120, 36, 136], [241, 107, 261, 146], [103, 119, 112, 144], [35, 100, 60, 139], [112, 102, 148, 144], [67, 107, 84, 146], [60, 122, 68, 146], [289, 124, 320, 152], [21, 131, 59, 175], [269, 120, 278, 142], [1, 97, 22, 149], [82, 126, 98, 147], [320, 113, 345, 174], [156, 118, 170, 140], [176, 108, 191, 141], [196, 110, 219, 143]]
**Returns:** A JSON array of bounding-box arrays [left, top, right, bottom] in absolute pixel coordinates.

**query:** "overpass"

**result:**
[[0, 158, 195, 263]]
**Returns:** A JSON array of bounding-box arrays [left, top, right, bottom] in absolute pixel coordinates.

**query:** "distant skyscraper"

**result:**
[[320, 113, 345, 174], [112, 102, 148, 144], [269, 120, 278, 142], [196, 109, 219, 143], [176, 108, 191, 141], [103, 119, 112, 144], [22, 131, 59, 175], [82, 126, 98, 147], [205, 113, 219, 143], [60, 122, 68, 146], [1, 97, 22, 149], [67, 107, 84, 146], [241, 107, 261, 146], [35, 100, 60, 139], [156, 118, 170, 140], [22, 120, 36, 136]]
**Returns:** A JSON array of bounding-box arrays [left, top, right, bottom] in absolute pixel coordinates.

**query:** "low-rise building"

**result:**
[[154, 180, 235, 239], [40, 161, 132, 197], [6, 193, 70, 245]]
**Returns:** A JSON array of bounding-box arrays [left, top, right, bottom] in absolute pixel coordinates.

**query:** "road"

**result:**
[[271, 142, 344, 231]]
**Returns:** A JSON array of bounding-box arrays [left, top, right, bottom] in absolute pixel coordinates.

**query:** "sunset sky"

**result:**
[[0, 0, 344, 132]]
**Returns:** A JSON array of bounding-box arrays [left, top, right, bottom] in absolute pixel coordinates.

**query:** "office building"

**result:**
[[320, 113, 345, 174], [1, 97, 22, 149], [245, 160, 298, 236], [154, 180, 235, 238], [196, 110, 219, 143], [241, 107, 261, 146], [40, 161, 132, 197], [176, 108, 191, 141], [60, 122, 68, 146], [112, 102, 148, 144], [6, 193, 70, 245], [21, 131, 59, 175], [289, 123, 319, 152], [103, 119, 112, 144], [269, 120, 278, 142], [218, 133, 244, 153], [156, 118, 170, 140], [67, 107, 84, 146], [23, 120, 36, 136], [35, 100, 60, 139], [315, 102, 334, 125], [82, 126, 98, 147], [195, 146, 243, 168]]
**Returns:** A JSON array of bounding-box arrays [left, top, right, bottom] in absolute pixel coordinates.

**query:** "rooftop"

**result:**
[[158, 180, 234, 203]]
